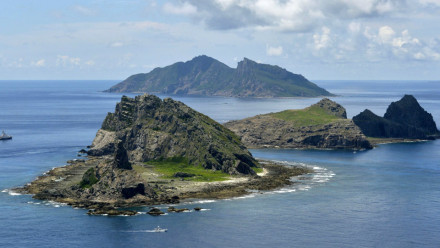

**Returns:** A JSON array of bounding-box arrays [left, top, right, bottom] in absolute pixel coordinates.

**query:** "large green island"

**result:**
[[105, 55, 333, 97]]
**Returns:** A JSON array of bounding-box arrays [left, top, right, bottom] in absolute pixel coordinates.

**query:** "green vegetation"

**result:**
[[106, 55, 332, 97], [79, 168, 99, 188], [145, 157, 231, 182], [270, 105, 341, 126], [251, 167, 264, 174]]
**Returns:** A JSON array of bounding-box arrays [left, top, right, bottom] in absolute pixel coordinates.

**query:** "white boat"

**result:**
[[0, 131, 12, 140], [152, 226, 167, 232]]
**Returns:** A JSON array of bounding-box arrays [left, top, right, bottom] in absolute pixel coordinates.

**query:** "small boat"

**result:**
[[0, 131, 12, 140], [152, 226, 167, 232]]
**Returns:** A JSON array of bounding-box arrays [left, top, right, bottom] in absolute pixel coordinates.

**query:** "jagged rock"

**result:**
[[194, 207, 202, 211], [225, 98, 372, 150], [167, 206, 189, 213], [353, 95, 440, 139], [148, 208, 165, 216], [89, 94, 258, 175], [112, 141, 132, 170], [105, 55, 333, 97], [314, 98, 347, 118], [87, 207, 137, 216]]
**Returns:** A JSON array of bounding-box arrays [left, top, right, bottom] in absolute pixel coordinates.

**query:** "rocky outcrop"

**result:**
[[353, 95, 440, 139], [105, 55, 333, 97], [89, 94, 258, 175], [225, 98, 372, 150], [314, 98, 347, 118]]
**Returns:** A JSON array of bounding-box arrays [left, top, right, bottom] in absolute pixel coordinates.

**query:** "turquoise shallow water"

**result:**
[[0, 80, 439, 248]]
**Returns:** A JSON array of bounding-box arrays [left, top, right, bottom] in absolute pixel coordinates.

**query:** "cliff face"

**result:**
[[353, 95, 439, 139], [105, 55, 333, 97], [224, 98, 372, 150], [89, 94, 258, 175]]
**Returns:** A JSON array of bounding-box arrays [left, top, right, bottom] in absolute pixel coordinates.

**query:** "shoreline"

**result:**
[[367, 137, 435, 146], [13, 159, 312, 215]]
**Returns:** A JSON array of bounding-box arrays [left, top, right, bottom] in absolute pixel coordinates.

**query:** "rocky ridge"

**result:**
[[225, 98, 372, 150], [105, 55, 333, 97], [353, 95, 440, 139]]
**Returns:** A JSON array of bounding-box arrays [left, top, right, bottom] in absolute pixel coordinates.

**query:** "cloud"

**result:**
[[378, 26, 396, 44], [163, 2, 198, 15], [348, 22, 361, 33], [73, 5, 95, 16], [362, 25, 440, 61], [111, 42, 124, 47], [56, 55, 81, 67], [85, 60, 95, 66], [419, 0, 440, 6], [266, 45, 283, 56], [31, 59, 46, 67], [313, 27, 331, 50], [169, 0, 403, 32]]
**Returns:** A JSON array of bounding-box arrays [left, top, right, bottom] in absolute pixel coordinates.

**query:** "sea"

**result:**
[[0, 80, 439, 248]]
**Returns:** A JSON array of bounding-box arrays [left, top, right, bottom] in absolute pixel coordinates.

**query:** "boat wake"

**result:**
[[124, 227, 168, 233]]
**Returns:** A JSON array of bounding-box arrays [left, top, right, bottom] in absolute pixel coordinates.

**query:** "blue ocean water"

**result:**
[[0, 80, 439, 248]]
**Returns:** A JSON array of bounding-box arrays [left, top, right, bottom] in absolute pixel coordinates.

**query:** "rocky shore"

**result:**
[[15, 158, 311, 215]]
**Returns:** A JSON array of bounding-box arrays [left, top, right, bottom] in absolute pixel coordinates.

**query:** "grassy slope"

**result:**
[[270, 105, 341, 126], [143, 157, 231, 182]]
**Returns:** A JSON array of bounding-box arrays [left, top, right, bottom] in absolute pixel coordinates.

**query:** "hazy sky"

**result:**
[[1, 0, 440, 80]]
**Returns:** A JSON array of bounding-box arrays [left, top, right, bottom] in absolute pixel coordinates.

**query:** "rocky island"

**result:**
[[225, 98, 372, 150], [105, 55, 333, 97], [16, 94, 311, 215], [353, 95, 440, 141]]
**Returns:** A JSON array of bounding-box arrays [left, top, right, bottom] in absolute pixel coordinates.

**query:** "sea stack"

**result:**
[[353, 95, 440, 139]]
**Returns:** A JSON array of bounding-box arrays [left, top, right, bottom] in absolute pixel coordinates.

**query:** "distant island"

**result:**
[[17, 94, 310, 215], [225, 98, 372, 150], [105, 55, 333, 97], [353, 95, 440, 141]]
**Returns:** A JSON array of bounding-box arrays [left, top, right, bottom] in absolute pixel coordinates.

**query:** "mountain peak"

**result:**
[[313, 98, 347, 119], [384, 94, 438, 134], [190, 55, 217, 64]]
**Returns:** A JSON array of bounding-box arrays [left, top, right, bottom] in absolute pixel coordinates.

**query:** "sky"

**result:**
[[1, 0, 440, 80]]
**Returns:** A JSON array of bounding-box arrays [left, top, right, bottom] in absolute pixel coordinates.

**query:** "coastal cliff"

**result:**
[[224, 98, 372, 150], [105, 55, 333, 97], [353, 95, 440, 139]]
